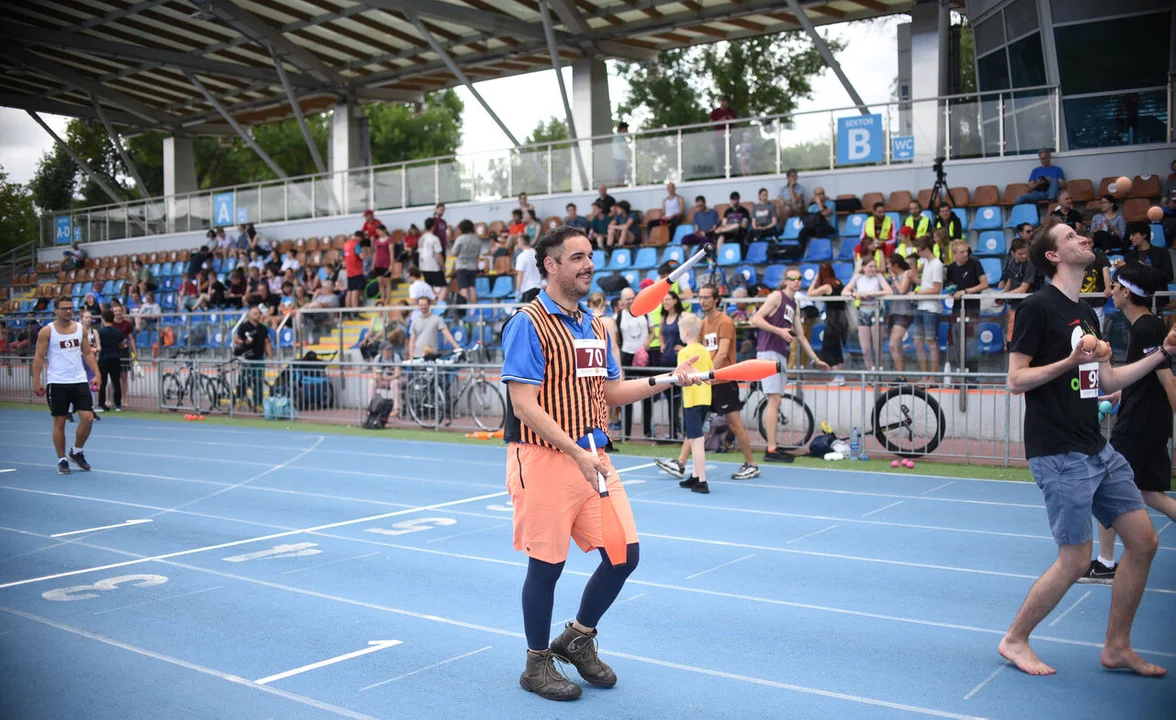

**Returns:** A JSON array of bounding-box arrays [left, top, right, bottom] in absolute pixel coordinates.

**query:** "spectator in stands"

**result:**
[[267, 266, 284, 296], [110, 301, 136, 392], [1015, 222, 1034, 246], [800, 187, 837, 248], [808, 263, 846, 383], [370, 225, 394, 305], [860, 202, 895, 248], [714, 191, 749, 252], [606, 200, 640, 248], [514, 234, 543, 303], [904, 199, 930, 237], [946, 239, 989, 373], [1014, 148, 1066, 203], [178, 274, 200, 312], [517, 192, 534, 215], [407, 297, 458, 359], [452, 219, 481, 311], [223, 268, 246, 309], [612, 122, 630, 184], [188, 245, 210, 277], [137, 292, 160, 330], [233, 305, 271, 412], [1124, 223, 1173, 296], [401, 223, 421, 268], [1162, 190, 1176, 243], [523, 209, 543, 245], [586, 201, 610, 249], [300, 279, 340, 342], [431, 204, 449, 250], [709, 97, 737, 171], [886, 253, 917, 378], [246, 249, 265, 272], [417, 217, 447, 302], [649, 182, 686, 238], [750, 187, 779, 243], [615, 287, 655, 438], [233, 224, 250, 256], [564, 203, 589, 232], [1000, 237, 1037, 344], [1050, 190, 1083, 231], [280, 248, 302, 274], [682, 196, 719, 246], [843, 258, 892, 370], [777, 168, 806, 220], [1090, 194, 1127, 253], [362, 210, 381, 239], [249, 224, 272, 257], [933, 227, 955, 265], [132, 259, 156, 296], [855, 234, 886, 274], [60, 248, 81, 272], [213, 228, 233, 258], [342, 232, 366, 309], [82, 293, 101, 319], [892, 226, 918, 261], [934, 201, 963, 240], [913, 236, 944, 383], [506, 208, 527, 249], [595, 184, 616, 215]]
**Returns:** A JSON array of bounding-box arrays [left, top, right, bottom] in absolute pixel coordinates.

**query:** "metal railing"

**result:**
[[48, 80, 1168, 247]]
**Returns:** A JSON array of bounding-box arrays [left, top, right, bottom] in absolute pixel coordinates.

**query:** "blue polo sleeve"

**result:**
[[605, 328, 621, 381], [501, 313, 544, 385]]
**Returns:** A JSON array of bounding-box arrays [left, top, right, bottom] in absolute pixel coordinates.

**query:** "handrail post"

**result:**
[[401, 165, 407, 208], [773, 120, 781, 175], [434, 160, 440, 205], [677, 128, 683, 181], [547, 145, 553, 194], [884, 109, 891, 165], [998, 94, 1005, 157], [1053, 88, 1061, 152], [723, 125, 731, 179], [828, 112, 835, 170], [943, 102, 951, 160], [369, 166, 375, 211], [508, 153, 514, 197], [310, 178, 317, 218]]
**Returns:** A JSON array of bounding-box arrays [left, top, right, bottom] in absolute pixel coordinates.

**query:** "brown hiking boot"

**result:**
[[549, 622, 617, 687], [519, 649, 581, 701]]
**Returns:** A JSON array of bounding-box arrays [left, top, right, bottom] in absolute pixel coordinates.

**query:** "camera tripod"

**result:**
[[928, 157, 950, 208]]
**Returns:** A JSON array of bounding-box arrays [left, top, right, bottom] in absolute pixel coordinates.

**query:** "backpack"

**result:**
[[363, 396, 396, 429], [263, 395, 296, 421], [703, 415, 735, 453], [808, 432, 837, 457]]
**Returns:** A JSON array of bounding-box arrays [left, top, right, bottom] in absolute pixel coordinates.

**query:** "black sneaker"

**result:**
[[519, 649, 582, 701], [691, 481, 710, 494], [1077, 559, 1116, 585], [763, 448, 795, 463], [656, 458, 685, 479], [549, 622, 617, 688], [57, 459, 70, 475], [68, 450, 91, 471], [731, 463, 760, 479], [678, 475, 699, 488]]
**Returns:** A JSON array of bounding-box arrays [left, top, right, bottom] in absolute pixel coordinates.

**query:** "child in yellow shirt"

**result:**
[[675, 313, 714, 493]]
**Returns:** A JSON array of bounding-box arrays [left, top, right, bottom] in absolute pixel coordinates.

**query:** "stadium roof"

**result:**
[[0, 0, 940, 134]]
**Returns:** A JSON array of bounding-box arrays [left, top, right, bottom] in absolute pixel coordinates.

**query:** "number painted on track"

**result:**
[[42, 574, 169, 602], [366, 517, 457, 536], [486, 501, 514, 513]]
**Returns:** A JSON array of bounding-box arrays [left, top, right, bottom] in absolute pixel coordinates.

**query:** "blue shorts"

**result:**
[[1027, 443, 1147, 546], [683, 406, 708, 440], [912, 311, 939, 340]]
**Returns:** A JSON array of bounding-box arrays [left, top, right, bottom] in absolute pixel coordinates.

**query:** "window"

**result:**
[[977, 51, 1010, 92], [973, 16, 1004, 56], [1051, 0, 1170, 24], [1054, 13, 1170, 95], [1003, 0, 1039, 41], [1006, 33, 1046, 89], [1064, 90, 1169, 149]]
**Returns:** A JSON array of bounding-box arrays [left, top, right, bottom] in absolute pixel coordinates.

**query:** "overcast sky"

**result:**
[[0, 16, 901, 188]]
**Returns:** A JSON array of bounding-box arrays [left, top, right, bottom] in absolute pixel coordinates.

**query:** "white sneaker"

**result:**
[[655, 458, 685, 479], [832, 374, 846, 386], [94, 406, 106, 413]]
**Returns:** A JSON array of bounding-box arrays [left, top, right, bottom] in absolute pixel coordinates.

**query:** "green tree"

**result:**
[[0, 166, 39, 254], [368, 89, 464, 164], [483, 117, 574, 199]]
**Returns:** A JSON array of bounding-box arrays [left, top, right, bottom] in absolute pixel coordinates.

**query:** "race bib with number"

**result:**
[[703, 332, 718, 352], [574, 338, 607, 378], [1078, 361, 1099, 399]]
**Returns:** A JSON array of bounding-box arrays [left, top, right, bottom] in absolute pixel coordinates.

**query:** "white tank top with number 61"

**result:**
[[46, 322, 88, 385]]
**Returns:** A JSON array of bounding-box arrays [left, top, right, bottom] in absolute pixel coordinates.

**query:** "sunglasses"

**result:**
[[785, 275, 802, 281]]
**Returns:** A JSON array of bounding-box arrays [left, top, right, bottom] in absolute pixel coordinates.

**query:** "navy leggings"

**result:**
[[522, 543, 640, 651]]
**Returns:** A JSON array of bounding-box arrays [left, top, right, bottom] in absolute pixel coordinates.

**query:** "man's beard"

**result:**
[[558, 273, 591, 302]]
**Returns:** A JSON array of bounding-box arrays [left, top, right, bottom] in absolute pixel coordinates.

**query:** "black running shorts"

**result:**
[[47, 382, 92, 417]]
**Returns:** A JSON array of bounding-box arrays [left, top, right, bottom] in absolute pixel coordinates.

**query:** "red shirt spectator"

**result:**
[[403, 226, 420, 250], [344, 235, 364, 278], [372, 231, 392, 271], [709, 98, 736, 132], [362, 210, 380, 239]]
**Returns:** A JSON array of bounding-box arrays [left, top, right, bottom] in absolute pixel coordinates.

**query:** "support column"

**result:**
[[572, 58, 612, 190], [330, 100, 369, 214], [164, 136, 198, 234], [909, 2, 946, 161]]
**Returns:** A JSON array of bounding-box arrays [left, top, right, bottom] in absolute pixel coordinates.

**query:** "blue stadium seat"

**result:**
[[136, 330, 150, 348], [441, 326, 467, 351], [972, 205, 1002, 231], [279, 328, 294, 348], [809, 323, 824, 353], [590, 274, 608, 294], [975, 231, 1006, 257], [487, 276, 514, 298], [833, 262, 854, 285], [761, 265, 786, 289], [744, 242, 769, 265], [318, 267, 330, 281], [734, 265, 757, 286], [717, 244, 742, 265], [475, 276, 492, 296], [150, 263, 163, 277], [112, 279, 124, 294], [607, 248, 632, 270], [977, 322, 1004, 354], [836, 237, 858, 262], [645, 269, 660, 283], [1151, 223, 1166, 248], [620, 270, 640, 288], [211, 257, 224, 273], [802, 238, 833, 263], [661, 246, 686, 265], [781, 216, 805, 240], [591, 250, 606, 268], [224, 257, 238, 272], [1005, 204, 1039, 229], [799, 263, 819, 285], [886, 212, 902, 232], [161, 293, 177, 310], [980, 258, 1002, 284], [953, 207, 968, 230], [841, 213, 866, 238], [668, 225, 690, 245], [632, 247, 659, 269], [920, 209, 934, 224]]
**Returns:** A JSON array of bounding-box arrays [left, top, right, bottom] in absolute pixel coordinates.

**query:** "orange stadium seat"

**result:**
[[306, 237, 320, 252], [860, 192, 884, 210], [886, 190, 912, 212], [647, 226, 670, 247], [1130, 174, 1162, 199], [1095, 176, 1119, 198], [1002, 183, 1029, 206], [325, 249, 340, 265], [1068, 179, 1094, 203], [1122, 198, 1151, 223], [488, 221, 506, 236], [948, 186, 970, 208], [294, 237, 307, 251], [971, 185, 999, 207]]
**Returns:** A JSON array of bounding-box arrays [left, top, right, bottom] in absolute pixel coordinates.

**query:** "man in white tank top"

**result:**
[[33, 297, 100, 475]]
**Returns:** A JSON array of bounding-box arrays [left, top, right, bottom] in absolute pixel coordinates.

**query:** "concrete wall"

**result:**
[[40, 145, 1173, 263]]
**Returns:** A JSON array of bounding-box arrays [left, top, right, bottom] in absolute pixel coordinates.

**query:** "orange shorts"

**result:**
[[506, 442, 639, 564]]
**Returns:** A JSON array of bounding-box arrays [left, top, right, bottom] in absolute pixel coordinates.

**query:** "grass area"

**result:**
[[0, 400, 1033, 483]]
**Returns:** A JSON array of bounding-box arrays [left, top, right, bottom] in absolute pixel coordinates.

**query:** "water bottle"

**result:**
[[849, 427, 860, 459]]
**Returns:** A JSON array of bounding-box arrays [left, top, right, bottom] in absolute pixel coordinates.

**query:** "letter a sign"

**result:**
[[836, 114, 883, 166], [212, 192, 236, 227]]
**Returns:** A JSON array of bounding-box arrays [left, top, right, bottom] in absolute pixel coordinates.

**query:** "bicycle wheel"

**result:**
[[161, 373, 186, 411], [467, 380, 506, 431], [196, 375, 220, 414], [872, 385, 945, 457], [406, 376, 445, 428], [755, 392, 814, 451]]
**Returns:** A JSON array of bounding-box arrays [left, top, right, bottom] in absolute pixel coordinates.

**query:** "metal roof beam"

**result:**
[[0, 93, 153, 128], [27, 110, 125, 206], [184, 71, 289, 179], [271, 50, 326, 175], [538, 0, 587, 188], [92, 98, 150, 200], [783, 0, 870, 115], [546, 0, 591, 35], [368, 0, 555, 44], [206, 0, 345, 87]]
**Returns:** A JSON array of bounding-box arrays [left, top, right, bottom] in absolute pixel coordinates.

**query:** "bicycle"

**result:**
[[404, 343, 505, 431], [159, 348, 217, 414]]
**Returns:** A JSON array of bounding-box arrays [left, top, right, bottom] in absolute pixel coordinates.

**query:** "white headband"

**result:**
[[1118, 277, 1148, 298]]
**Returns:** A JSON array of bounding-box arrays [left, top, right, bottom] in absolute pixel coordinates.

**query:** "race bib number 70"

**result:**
[[574, 338, 607, 378]]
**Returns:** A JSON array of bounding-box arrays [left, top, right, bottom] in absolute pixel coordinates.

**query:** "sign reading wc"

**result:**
[[836, 114, 883, 166]]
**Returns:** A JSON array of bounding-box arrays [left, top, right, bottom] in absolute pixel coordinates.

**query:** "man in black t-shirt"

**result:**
[[234, 306, 271, 411], [1000, 217, 1175, 678], [1082, 262, 1176, 584], [714, 191, 749, 252], [1123, 223, 1173, 308], [1048, 191, 1083, 231]]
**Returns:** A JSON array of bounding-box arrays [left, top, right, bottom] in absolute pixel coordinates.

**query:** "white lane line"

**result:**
[[616, 461, 659, 473], [685, 554, 756, 580], [785, 525, 840, 544], [51, 519, 152, 538], [1047, 591, 1093, 628], [0, 469, 16, 473], [280, 552, 380, 576], [0, 606, 378, 720], [962, 663, 1008, 701], [426, 523, 509, 544], [93, 586, 223, 616], [1158, 521, 1172, 537], [922, 481, 956, 495], [862, 501, 904, 518], [359, 646, 493, 691], [716, 480, 1044, 509], [255, 640, 403, 685], [615, 592, 646, 605], [0, 489, 508, 590]]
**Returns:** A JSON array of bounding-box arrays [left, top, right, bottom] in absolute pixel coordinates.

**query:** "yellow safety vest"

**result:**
[[903, 215, 930, 237], [864, 216, 892, 241]]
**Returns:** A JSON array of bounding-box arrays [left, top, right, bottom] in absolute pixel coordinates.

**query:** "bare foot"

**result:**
[[1101, 648, 1167, 677], [999, 636, 1056, 676]]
